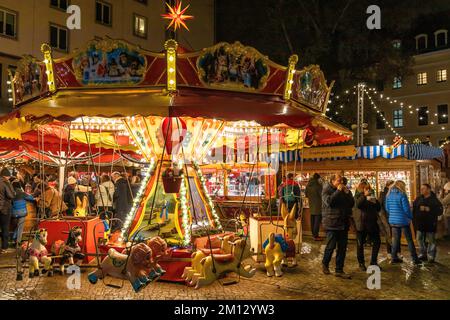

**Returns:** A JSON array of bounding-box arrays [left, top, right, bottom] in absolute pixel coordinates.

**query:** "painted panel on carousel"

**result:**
[[197, 42, 270, 91], [294, 65, 332, 113], [12, 56, 47, 105], [72, 39, 147, 86]]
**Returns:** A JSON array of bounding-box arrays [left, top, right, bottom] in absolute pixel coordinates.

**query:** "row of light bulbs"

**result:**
[[120, 159, 156, 240], [327, 85, 449, 147], [364, 90, 407, 143]]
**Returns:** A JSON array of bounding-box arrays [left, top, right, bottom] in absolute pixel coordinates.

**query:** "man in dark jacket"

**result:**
[[112, 172, 133, 232], [413, 184, 443, 262], [0, 168, 15, 253], [305, 173, 323, 240], [321, 174, 354, 279]]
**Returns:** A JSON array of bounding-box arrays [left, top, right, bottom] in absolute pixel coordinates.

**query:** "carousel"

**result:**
[[0, 34, 352, 290]]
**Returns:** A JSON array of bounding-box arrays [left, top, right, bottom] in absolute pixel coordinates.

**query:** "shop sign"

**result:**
[[302, 145, 357, 159]]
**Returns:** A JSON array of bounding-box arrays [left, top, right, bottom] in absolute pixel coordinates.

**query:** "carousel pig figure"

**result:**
[[88, 242, 159, 293], [189, 238, 256, 289], [51, 226, 85, 275], [17, 228, 52, 280], [263, 233, 285, 277]]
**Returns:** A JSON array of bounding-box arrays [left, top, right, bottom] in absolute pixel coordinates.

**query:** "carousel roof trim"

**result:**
[[8, 37, 352, 145]]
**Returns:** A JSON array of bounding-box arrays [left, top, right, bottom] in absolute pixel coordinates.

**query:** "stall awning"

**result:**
[[279, 144, 443, 162]]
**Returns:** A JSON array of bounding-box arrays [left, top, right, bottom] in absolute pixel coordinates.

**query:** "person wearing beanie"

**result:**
[[0, 168, 15, 253], [64, 177, 78, 216]]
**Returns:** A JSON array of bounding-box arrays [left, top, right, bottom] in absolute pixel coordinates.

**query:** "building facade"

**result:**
[[0, 0, 215, 114], [367, 27, 450, 147]]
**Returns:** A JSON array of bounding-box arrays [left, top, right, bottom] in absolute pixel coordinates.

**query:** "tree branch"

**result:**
[[331, 0, 354, 34], [296, 0, 322, 37]]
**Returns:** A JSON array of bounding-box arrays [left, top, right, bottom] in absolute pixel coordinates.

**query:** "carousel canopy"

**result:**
[[2, 38, 352, 153]]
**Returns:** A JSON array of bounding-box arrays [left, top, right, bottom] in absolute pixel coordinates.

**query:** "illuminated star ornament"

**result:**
[[162, 1, 194, 31]]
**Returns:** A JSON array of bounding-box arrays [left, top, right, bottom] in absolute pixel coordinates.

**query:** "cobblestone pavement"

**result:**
[[1, 237, 450, 300]]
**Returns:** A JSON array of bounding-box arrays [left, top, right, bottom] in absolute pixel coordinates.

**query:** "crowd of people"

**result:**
[[0, 167, 142, 253], [298, 173, 450, 279]]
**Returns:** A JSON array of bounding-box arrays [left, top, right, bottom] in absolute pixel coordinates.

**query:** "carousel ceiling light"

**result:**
[[161, 0, 194, 31]]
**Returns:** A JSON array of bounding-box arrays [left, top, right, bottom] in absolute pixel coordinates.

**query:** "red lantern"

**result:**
[[158, 117, 187, 155], [302, 128, 315, 147]]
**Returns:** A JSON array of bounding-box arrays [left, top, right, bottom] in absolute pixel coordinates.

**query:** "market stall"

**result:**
[[280, 144, 445, 237]]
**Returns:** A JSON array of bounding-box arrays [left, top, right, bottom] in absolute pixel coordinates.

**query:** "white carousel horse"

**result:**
[[17, 228, 52, 280]]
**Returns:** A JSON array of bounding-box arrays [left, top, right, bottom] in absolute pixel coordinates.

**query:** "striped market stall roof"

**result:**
[[279, 144, 444, 163]]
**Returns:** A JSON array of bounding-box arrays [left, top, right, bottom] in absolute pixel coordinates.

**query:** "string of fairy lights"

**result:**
[[326, 85, 450, 148], [121, 159, 156, 241]]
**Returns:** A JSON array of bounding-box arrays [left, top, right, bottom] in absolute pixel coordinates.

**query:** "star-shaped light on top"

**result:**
[[162, 1, 194, 31]]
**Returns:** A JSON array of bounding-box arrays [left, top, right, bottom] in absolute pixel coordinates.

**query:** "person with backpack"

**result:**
[[11, 180, 34, 244], [413, 184, 443, 263], [305, 173, 323, 240], [280, 173, 301, 218]]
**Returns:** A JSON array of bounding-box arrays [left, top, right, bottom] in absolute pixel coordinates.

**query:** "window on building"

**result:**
[[0, 8, 17, 38], [393, 109, 404, 128], [417, 72, 427, 85], [133, 14, 147, 38], [438, 104, 448, 124], [50, 0, 69, 10], [416, 34, 428, 50], [418, 106, 429, 126], [435, 29, 448, 47], [393, 76, 402, 89], [437, 69, 447, 82], [376, 112, 386, 129], [50, 24, 68, 51], [392, 40, 401, 49], [95, 1, 112, 26]]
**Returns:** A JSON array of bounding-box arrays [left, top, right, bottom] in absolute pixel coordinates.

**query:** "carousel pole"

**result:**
[[58, 152, 65, 194]]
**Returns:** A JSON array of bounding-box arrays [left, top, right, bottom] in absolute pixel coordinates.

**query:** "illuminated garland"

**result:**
[[327, 85, 448, 148], [179, 173, 191, 246], [193, 162, 223, 231], [121, 159, 156, 240]]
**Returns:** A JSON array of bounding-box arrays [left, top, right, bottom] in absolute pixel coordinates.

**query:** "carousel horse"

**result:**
[[88, 237, 168, 293], [51, 226, 85, 275], [17, 228, 52, 280], [182, 234, 235, 283], [189, 238, 256, 289]]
